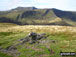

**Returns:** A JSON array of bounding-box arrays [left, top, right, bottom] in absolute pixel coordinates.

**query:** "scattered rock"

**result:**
[[48, 48, 55, 55], [50, 40, 57, 43], [17, 32, 48, 45], [0, 32, 49, 57], [0, 46, 20, 57], [6, 46, 17, 51]]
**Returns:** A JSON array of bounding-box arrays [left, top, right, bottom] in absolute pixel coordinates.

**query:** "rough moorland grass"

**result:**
[[0, 32, 28, 48], [0, 52, 13, 57], [0, 23, 76, 57]]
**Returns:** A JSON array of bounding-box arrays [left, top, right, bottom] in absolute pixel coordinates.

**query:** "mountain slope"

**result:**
[[0, 7, 76, 26]]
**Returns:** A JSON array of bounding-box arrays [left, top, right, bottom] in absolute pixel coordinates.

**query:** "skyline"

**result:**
[[0, 0, 76, 11]]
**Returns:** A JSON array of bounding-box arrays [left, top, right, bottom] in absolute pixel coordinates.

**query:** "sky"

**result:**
[[0, 0, 76, 11]]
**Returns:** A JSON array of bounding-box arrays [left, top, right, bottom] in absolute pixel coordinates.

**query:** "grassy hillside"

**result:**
[[0, 23, 76, 57], [0, 7, 76, 26]]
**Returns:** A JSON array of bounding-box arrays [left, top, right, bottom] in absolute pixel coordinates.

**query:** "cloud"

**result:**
[[0, 0, 76, 11], [30, 0, 67, 9], [7, 0, 23, 7]]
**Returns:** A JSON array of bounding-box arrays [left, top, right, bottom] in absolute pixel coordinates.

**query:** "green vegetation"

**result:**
[[0, 52, 13, 57], [0, 23, 76, 57], [0, 7, 76, 26]]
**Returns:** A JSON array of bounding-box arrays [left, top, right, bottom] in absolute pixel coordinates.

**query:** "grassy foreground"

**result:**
[[0, 52, 13, 57], [0, 23, 76, 57]]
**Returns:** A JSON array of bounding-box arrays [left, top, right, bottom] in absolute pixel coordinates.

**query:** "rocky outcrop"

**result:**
[[0, 32, 49, 57]]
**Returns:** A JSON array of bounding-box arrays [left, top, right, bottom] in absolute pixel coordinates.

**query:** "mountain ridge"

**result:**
[[0, 7, 76, 26]]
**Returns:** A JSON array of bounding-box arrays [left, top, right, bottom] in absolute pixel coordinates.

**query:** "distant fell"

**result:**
[[0, 7, 76, 26], [11, 6, 37, 11]]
